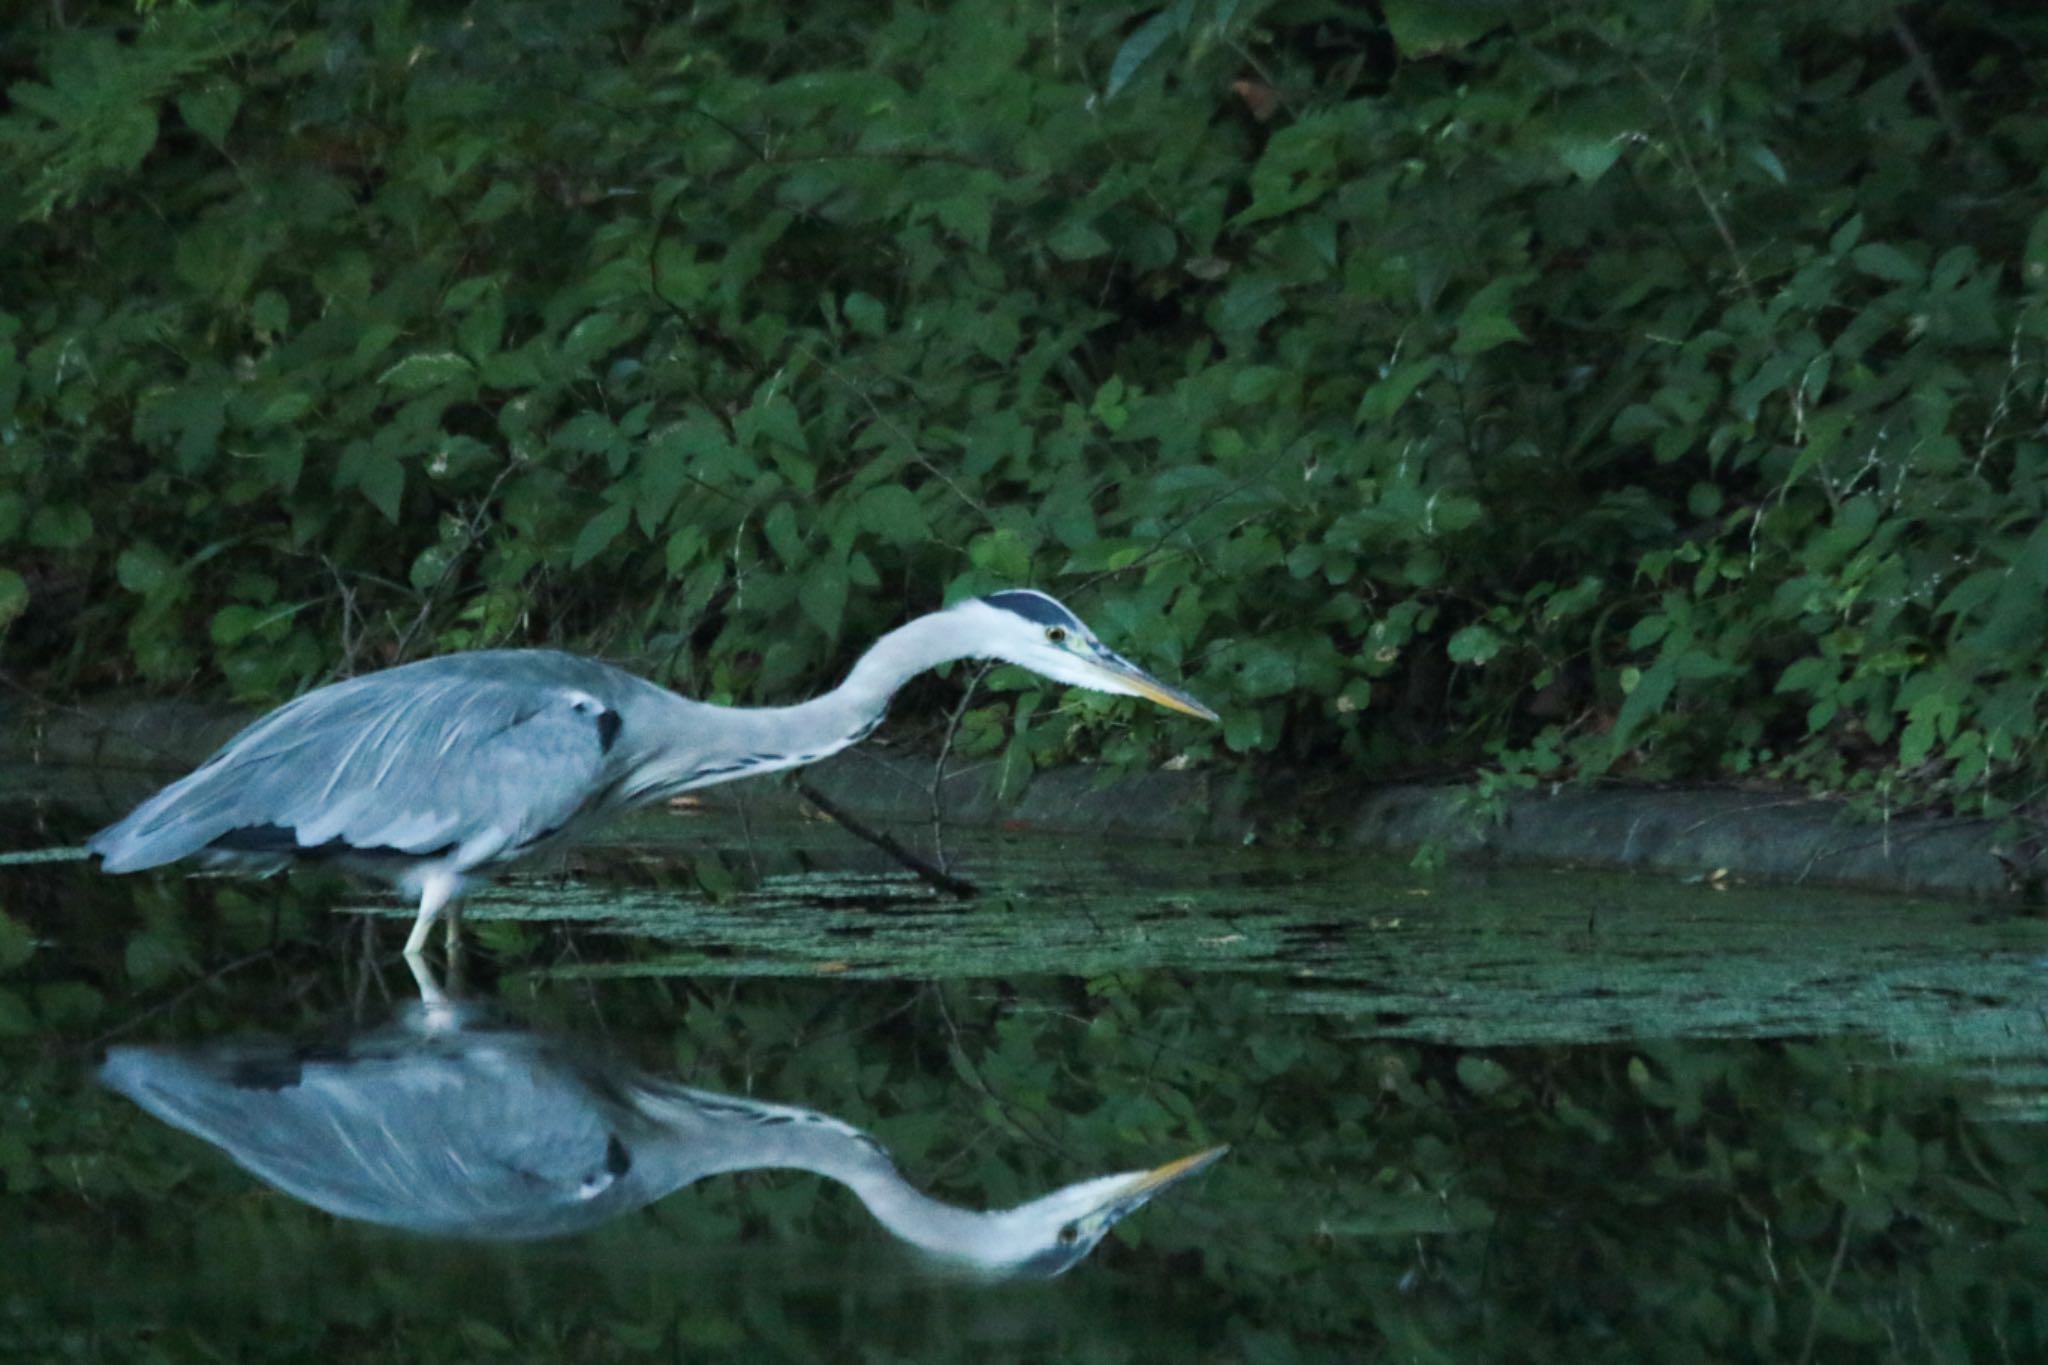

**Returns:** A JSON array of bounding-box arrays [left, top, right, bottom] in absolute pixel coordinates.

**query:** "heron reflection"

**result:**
[[99, 1002, 1223, 1277]]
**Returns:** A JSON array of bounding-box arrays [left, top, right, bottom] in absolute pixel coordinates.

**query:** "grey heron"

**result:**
[[99, 1001, 1225, 1274], [90, 590, 1217, 956]]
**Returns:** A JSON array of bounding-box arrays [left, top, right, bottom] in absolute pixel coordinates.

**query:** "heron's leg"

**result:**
[[405, 950, 449, 1007], [402, 871, 460, 957]]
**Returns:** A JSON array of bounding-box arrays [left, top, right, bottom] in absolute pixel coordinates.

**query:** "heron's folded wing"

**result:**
[[92, 668, 616, 871], [101, 1041, 632, 1238]]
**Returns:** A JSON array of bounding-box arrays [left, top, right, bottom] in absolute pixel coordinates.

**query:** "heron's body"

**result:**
[[92, 648, 868, 923], [100, 1003, 1222, 1271], [90, 592, 1216, 955]]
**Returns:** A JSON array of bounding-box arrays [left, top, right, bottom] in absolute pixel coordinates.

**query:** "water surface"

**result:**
[[4, 775, 2047, 1361]]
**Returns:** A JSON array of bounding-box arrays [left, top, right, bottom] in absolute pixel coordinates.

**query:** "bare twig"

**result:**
[[792, 775, 978, 898], [1796, 1210, 1855, 1365], [930, 661, 994, 873], [390, 460, 519, 664], [1889, 11, 1967, 150], [1597, 33, 1760, 305], [322, 555, 366, 681], [87, 947, 278, 1049], [790, 342, 992, 524]]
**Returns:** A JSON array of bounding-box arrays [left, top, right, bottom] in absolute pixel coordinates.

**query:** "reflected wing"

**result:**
[[101, 1038, 637, 1238], [92, 655, 624, 874]]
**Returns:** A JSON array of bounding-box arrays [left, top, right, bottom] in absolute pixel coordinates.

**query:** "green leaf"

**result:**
[[562, 310, 636, 364], [1047, 220, 1111, 261], [358, 452, 405, 521], [1609, 654, 1677, 761], [1447, 624, 1502, 665], [1850, 242, 1923, 286], [1774, 657, 1836, 696], [1830, 213, 1865, 255], [968, 529, 1033, 581], [801, 560, 848, 640], [1456, 1055, 1511, 1095], [638, 436, 689, 530], [748, 396, 808, 455], [1454, 277, 1528, 355], [572, 502, 632, 569], [1106, 6, 1182, 100], [764, 503, 806, 566], [379, 352, 474, 393], [116, 545, 174, 595], [1233, 643, 1297, 699], [28, 504, 91, 550], [1744, 143, 1788, 184], [176, 79, 241, 149], [933, 191, 992, 251], [1355, 357, 1441, 425], [124, 927, 193, 989], [1383, 0, 1511, 55], [857, 485, 928, 546], [1555, 136, 1621, 183], [250, 289, 289, 336], [444, 276, 496, 311], [1223, 706, 1265, 752], [842, 292, 886, 337], [209, 604, 269, 647]]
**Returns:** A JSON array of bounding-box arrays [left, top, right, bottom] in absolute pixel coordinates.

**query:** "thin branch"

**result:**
[[791, 775, 978, 899], [930, 661, 994, 874], [87, 947, 278, 1049], [1796, 1210, 1854, 1365], [1889, 11, 1967, 150], [790, 342, 992, 524], [390, 459, 519, 664]]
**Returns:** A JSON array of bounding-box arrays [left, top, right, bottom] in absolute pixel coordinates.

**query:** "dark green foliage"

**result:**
[[3, 0, 2047, 812]]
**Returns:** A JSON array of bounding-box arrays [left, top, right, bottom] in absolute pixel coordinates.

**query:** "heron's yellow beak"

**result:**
[[1119, 1145, 1230, 1199], [1085, 653, 1221, 723]]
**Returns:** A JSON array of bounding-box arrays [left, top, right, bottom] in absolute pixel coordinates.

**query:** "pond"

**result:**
[[4, 767, 2047, 1362]]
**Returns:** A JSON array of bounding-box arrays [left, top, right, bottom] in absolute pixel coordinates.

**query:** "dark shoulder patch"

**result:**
[[605, 1132, 632, 1177], [228, 1054, 303, 1090], [595, 708, 622, 753], [981, 590, 1082, 630]]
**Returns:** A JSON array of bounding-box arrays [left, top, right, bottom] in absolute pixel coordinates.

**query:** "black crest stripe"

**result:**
[[980, 591, 1081, 629]]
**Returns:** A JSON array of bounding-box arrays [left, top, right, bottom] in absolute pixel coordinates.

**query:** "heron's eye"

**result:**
[[1045, 626, 1068, 644], [1057, 1222, 1080, 1244]]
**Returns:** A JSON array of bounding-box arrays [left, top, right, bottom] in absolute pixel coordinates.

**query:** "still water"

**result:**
[[5, 767, 2048, 1361]]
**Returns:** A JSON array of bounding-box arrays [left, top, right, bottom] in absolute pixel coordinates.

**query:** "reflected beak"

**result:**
[[1086, 652, 1221, 723], [1106, 1144, 1230, 1212]]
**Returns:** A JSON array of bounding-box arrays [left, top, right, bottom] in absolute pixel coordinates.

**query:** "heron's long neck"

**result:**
[[636, 1086, 1002, 1264], [724, 610, 972, 768], [833, 1156, 1007, 1264]]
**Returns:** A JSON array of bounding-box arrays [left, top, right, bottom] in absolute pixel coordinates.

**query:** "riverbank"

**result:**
[[0, 699, 2019, 901]]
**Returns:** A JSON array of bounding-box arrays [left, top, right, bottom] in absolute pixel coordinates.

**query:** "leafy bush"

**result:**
[[3, 0, 2046, 818]]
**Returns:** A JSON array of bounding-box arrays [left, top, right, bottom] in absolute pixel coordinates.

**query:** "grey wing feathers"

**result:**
[[90, 653, 627, 874], [99, 1040, 635, 1238]]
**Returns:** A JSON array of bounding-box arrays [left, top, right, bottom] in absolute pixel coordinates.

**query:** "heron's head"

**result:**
[[956, 590, 1218, 722], [970, 1145, 1228, 1278]]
